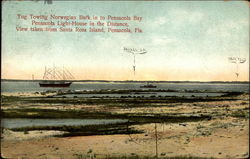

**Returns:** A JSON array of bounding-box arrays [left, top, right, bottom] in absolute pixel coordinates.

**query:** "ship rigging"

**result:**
[[39, 66, 74, 87]]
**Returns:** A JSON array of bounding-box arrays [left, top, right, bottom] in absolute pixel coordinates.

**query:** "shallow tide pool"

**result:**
[[1, 118, 128, 129]]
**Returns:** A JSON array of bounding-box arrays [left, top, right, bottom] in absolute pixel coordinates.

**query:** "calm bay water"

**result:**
[[1, 81, 249, 93], [1, 118, 128, 129]]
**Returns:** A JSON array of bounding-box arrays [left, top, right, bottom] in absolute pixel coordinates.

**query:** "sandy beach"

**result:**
[[1, 118, 248, 159]]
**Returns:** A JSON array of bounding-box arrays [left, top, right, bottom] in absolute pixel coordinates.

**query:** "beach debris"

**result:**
[[73, 154, 84, 159], [160, 152, 166, 156], [130, 153, 137, 156], [242, 152, 248, 157], [23, 130, 29, 134], [87, 149, 93, 154]]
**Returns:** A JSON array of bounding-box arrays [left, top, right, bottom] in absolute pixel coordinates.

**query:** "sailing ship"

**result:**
[[39, 66, 74, 87]]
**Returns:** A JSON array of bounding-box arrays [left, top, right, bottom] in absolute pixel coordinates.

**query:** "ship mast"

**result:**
[[42, 65, 74, 81], [43, 66, 47, 80], [63, 65, 65, 81], [53, 64, 55, 80]]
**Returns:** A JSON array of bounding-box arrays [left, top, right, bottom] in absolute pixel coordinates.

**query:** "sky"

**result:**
[[2, 0, 249, 81]]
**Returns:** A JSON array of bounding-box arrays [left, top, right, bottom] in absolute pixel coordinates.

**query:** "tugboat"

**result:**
[[39, 66, 74, 87], [140, 82, 157, 88]]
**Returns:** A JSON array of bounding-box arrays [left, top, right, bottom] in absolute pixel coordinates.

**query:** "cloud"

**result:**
[[151, 16, 168, 26], [168, 9, 204, 26], [151, 35, 177, 46], [149, 9, 204, 28], [206, 20, 248, 38]]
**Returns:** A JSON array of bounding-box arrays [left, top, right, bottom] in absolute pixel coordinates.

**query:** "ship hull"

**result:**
[[39, 82, 72, 87]]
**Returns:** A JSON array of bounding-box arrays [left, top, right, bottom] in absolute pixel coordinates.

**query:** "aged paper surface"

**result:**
[[1, 1, 249, 159]]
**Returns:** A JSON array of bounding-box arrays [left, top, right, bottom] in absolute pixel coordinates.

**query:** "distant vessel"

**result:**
[[39, 66, 74, 87], [140, 82, 157, 88]]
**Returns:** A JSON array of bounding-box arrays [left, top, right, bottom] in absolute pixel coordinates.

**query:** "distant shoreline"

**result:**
[[1, 79, 249, 84]]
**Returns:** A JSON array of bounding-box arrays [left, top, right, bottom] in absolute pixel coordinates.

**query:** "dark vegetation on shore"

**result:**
[[54, 89, 235, 94], [1, 108, 212, 122], [1, 91, 247, 136], [1, 91, 243, 107], [7, 97, 238, 105], [231, 109, 249, 118], [11, 122, 143, 137]]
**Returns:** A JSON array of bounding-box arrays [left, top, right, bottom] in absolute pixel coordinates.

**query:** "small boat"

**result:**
[[140, 82, 157, 88], [39, 66, 74, 88]]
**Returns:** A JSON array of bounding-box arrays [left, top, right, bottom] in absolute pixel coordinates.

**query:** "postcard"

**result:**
[[1, 1, 249, 159]]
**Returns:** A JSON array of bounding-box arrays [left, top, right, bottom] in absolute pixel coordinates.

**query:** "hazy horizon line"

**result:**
[[1, 78, 249, 83]]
